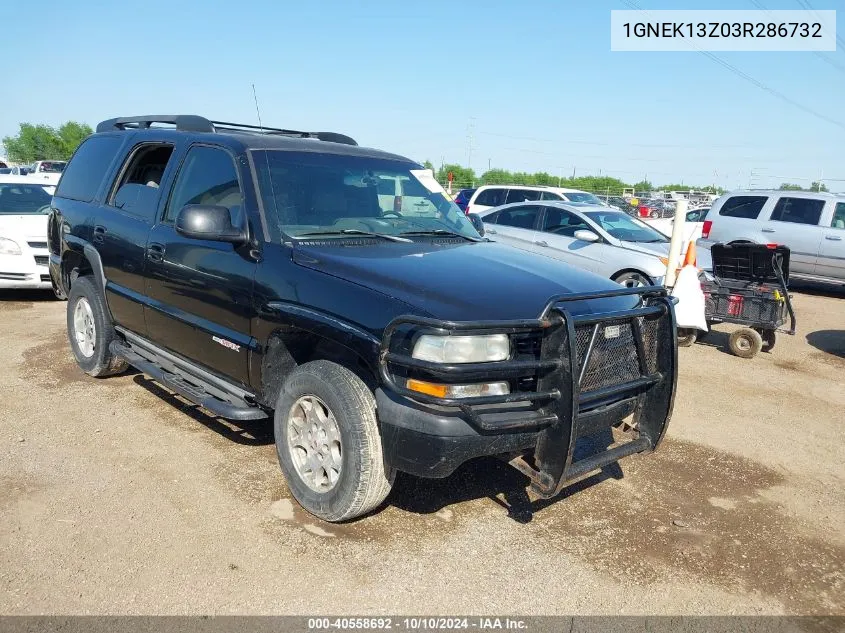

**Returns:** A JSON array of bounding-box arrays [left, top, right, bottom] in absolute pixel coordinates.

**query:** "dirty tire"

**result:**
[[728, 328, 763, 359], [66, 275, 128, 377], [677, 328, 698, 347], [274, 360, 395, 522], [761, 329, 776, 353]]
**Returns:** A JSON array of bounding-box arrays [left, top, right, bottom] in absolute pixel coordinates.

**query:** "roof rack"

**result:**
[[95, 115, 357, 146]]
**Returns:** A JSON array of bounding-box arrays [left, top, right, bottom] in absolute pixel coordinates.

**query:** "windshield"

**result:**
[[0, 183, 55, 214], [563, 192, 603, 204], [584, 210, 669, 243], [252, 151, 480, 241], [37, 161, 66, 173]]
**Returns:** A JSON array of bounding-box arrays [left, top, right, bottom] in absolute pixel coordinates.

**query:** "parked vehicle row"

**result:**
[[465, 185, 605, 215]]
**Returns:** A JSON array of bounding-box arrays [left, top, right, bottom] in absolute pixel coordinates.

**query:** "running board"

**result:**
[[110, 341, 268, 421]]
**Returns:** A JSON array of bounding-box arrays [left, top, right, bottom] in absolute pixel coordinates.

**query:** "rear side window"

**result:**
[[718, 196, 767, 219], [55, 136, 123, 202], [769, 197, 825, 226], [505, 188, 541, 204], [474, 188, 506, 206]]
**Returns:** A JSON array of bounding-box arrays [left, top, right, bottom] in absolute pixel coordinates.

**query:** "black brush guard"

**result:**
[[379, 286, 677, 498]]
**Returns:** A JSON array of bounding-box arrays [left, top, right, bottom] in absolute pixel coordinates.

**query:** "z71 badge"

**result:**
[[212, 336, 241, 352]]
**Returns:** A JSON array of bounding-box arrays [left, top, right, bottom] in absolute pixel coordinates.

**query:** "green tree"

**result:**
[[632, 180, 653, 194], [779, 183, 803, 191], [436, 163, 476, 188], [422, 160, 434, 171], [2, 121, 93, 163], [810, 181, 829, 192]]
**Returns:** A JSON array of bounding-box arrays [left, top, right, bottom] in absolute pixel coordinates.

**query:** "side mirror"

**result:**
[[573, 229, 600, 243], [468, 212, 485, 237], [175, 205, 246, 244]]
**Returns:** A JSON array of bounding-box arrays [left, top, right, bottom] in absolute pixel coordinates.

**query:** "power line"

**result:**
[[794, 0, 845, 55], [620, 0, 845, 131], [749, 0, 845, 76]]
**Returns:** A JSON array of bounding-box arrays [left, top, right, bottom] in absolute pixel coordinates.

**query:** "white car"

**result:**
[[645, 207, 709, 243], [477, 201, 670, 287], [0, 176, 56, 291], [466, 184, 605, 216], [27, 160, 66, 185]]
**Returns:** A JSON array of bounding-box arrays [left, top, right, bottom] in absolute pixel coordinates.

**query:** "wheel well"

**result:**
[[259, 329, 377, 409], [611, 268, 653, 284], [61, 251, 92, 290]]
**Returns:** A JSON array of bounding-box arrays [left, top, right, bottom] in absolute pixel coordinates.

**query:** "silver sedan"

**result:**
[[476, 201, 671, 287]]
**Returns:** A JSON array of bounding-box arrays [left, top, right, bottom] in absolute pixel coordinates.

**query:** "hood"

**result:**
[[0, 214, 49, 242], [292, 240, 639, 321], [619, 240, 670, 258]]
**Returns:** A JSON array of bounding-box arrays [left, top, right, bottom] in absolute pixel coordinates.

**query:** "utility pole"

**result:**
[[572, 166, 576, 179], [466, 117, 475, 171], [488, 158, 491, 172], [557, 167, 562, 187]]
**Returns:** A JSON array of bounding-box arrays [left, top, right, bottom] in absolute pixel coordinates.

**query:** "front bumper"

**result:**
[[0, 252, 52, 289], [377, 286, 677, 497]]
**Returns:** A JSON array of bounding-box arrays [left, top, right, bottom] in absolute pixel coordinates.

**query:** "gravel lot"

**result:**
[[1, 285, 843, 615]]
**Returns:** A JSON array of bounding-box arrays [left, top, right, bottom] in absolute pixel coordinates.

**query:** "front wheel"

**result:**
[[613, 271, 652, 288], [66, 276, 128, 377], [274, 360, 395, 522]]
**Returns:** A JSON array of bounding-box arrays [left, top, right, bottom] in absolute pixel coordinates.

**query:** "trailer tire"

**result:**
[[677, 328, 698, 347], [274, 360, 395, 522], [760, 329, 776, 353], [728, 328, 762, 359]]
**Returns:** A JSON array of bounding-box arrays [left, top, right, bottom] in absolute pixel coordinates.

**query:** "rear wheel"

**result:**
[[728, 328, 762, 359], [613, 271, 652, 288], [66, 276, 128, 377], [274, 360, 394, 522], [760, 329, 776, 353]]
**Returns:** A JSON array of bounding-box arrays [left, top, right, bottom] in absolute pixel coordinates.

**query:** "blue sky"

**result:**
[[2, 0, 844, 191]]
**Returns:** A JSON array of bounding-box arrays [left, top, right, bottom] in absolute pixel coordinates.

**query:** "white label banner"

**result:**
[[611, 10, 836, 51]]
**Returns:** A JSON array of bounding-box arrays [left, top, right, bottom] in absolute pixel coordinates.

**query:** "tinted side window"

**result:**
[[496, 205, 540, 229], [541, 207, 589, 236], [165, 146, 242, 225], [832, 202, 845, 229], [506, 188, 541, 204], [483, 211, 500, 224], [769, 197, 825, 226], [541, 191, 564, 201], [474, 188, 506, 206], [718, 196, 767, 219], [55, 136, 123, 202]]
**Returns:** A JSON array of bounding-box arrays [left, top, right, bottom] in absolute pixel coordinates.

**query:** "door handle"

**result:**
[[825, 235, 842, 241], [761, 228, 775, 233], [92, 225, 106, 244], [534, 240, 548, 247], [147, 243, 165, 262]]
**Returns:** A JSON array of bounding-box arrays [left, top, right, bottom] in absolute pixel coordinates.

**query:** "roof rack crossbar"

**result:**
[[95, 115, 357, 145]]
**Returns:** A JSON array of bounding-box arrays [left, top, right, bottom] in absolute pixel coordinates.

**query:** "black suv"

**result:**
[[49, 115, 677, 521]]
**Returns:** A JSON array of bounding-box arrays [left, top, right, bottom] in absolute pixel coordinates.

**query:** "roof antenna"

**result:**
[[252, 83, 264, 133]]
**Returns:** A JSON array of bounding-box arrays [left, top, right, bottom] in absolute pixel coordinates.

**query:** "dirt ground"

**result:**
[[1, 285, 843, 615]]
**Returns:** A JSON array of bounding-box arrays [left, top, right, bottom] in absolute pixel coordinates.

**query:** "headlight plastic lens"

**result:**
[[0, 237, 22, 255], [412, 334, 510, 363], [406, 379, 510, 399]]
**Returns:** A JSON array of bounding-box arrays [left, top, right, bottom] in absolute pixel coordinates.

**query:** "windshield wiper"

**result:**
[[399, 229, 484, 242], [294, 229, 412, 243]]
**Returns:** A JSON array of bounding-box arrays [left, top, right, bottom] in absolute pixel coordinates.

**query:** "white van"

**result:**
[[465, 185, 604, 216], [698, 190, 845, 284]]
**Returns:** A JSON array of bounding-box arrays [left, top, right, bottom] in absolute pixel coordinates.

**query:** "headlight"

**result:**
[[412, 334, 510, 363], [0, 237, 22, 255]]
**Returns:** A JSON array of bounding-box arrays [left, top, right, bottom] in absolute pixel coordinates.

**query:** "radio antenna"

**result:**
[[252, 83, 264, 132]]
